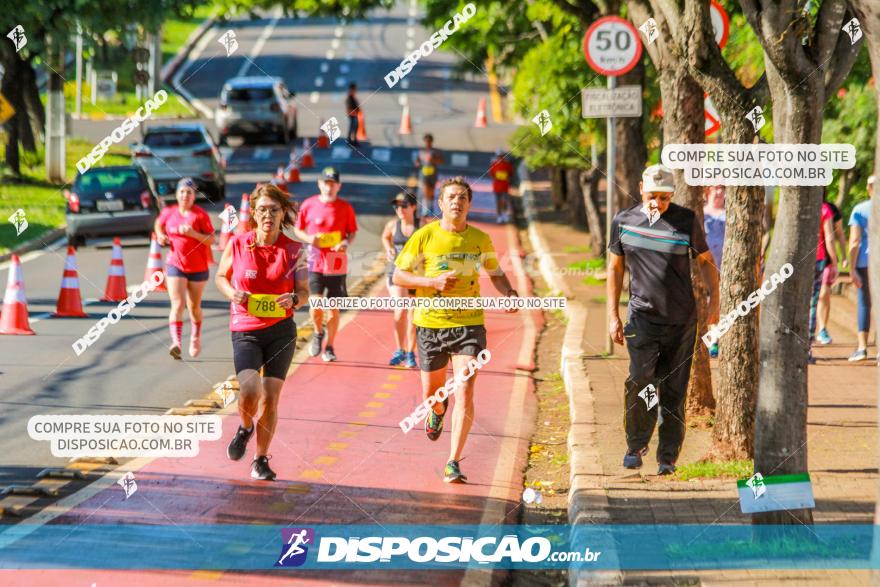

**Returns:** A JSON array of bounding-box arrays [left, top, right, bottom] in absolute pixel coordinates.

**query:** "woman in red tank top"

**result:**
[[215, 183, 308, 480]]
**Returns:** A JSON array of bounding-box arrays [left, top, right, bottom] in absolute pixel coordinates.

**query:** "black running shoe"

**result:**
[[322, 345, 337, 362], [227, 424, 254, 461], [251, 455, 276, 480], [623, 446, 648, 469]]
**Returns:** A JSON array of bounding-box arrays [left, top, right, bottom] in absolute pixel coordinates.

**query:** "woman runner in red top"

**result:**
[[155, 178, 216, 360], [216, 183, 308, 480]]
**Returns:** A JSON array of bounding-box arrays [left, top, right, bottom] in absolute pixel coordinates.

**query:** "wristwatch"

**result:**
[[291, 293, 300, 308]]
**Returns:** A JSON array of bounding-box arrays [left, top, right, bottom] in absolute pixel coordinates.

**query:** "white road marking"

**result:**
[[407, 28, 415, 38], [331, 146, 352, 159], [335, 76, 347, 88], [398, 94, 408, 106], [340, 64, 349, 74], [320, 62, 329, 73], [401, 78, 410, 89], [315, 76, 324, 87], [451, 153, 469, 167], [236, 13, 280, 77], [371, 148, 391, 162], [326, 49, 335, 60], [331, 38, 340, 50], [253, 148, 272, 160], [406, 39, 415, 50], [334, 26, 343, 38], [309, 91, 320, 104]]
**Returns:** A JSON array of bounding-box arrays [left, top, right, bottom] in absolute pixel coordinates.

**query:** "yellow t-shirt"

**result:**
[[394, 222, 499, 328]]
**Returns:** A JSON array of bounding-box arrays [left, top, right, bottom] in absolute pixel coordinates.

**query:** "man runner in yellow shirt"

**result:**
[[393, 177, 519, 483]]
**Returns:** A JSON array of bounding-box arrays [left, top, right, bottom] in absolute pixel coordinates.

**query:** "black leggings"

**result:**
[[231, 319, 297, 380]]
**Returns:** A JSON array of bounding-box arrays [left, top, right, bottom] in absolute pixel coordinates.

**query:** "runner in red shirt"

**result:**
[[293, 167, 358, 362], [216, 183, 308, 480], [155, 178, 215, 360], [489, 149, 515, 224]]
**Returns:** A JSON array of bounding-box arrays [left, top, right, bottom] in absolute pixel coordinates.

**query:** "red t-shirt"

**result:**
[[816, 202, 832, 262], [158, 205, 214, 273], [228, 232, 306, 332], [490, 158, 514, 193], [295, 195, 358, 275]]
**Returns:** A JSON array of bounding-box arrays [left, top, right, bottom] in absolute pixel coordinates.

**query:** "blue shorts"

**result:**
[[166, 264, 210, 282]]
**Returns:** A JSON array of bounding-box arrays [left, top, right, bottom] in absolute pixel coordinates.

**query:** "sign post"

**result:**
[[583, 16, 643, 355]]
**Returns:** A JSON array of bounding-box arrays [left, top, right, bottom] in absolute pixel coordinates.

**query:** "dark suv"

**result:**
[[65, 166, 160, 247]]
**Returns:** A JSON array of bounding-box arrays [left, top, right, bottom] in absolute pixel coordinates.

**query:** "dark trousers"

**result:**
[[347, 115, 359, 144], [623, 313, 696, 463]]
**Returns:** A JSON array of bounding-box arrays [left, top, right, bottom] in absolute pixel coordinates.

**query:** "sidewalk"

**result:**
[[2, 220, 542, 586], [526, 174, 876, 585]]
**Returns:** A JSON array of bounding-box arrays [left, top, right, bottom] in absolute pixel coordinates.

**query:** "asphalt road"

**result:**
[[1, 3, 514, 500]]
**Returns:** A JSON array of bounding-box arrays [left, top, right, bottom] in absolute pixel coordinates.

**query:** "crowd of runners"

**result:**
[[151, 148, 519, 482]]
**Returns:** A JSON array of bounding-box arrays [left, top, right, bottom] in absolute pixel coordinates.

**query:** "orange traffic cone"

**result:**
[[237, 193, 252, 234], [144, 233, 167, 292], [101, 237, 128, 302], [474, 97, 488, 128], [217, 204, 236, 250], [54, 246, 89, 317], [286, 153, 301, 184], [316, 121, 330, 148], [0, 254, 35, 334], [301, 138, 315, 168], [356, 109, 368, 142], [399, 105, 412, 135]]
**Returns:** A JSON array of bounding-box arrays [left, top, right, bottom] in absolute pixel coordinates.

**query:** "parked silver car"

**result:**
[[130, 123, 226, 202], [215, 76, 297, 145]]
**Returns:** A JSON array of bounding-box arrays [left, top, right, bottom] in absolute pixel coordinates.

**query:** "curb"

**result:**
[[161, 15, 218, 84], [519, 165, 622, 586], [0, 228, 66, 264]]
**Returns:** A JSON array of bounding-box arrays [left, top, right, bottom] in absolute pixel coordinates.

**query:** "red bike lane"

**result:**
[[3, 222, 542, 586]]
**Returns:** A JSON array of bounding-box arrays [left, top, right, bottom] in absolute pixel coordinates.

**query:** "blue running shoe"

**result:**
[[389, 349, 406, 366], [404, 351, 417, 368], [817, 329, 832, 345], [709, 342, 719, 358]]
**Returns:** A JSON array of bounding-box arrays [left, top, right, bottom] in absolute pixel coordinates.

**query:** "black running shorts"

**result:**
[[308, 272, 348, 298], [416, 325, 486, 372], [231, 318, 297, 380]]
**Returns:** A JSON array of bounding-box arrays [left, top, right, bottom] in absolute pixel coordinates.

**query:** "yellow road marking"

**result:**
[[486, 50, 504, 123], [314, 455, 337, 465], [357, 411, 376, 418], [300, 469, 325, 479], [339, 430, 358, 437], [350, 421, 368, 427], [366, 401, 384, 408], [327, 442, 348, 451], [374, 392, 392, 399], [387, 374, 403, 381], [190, 570, 224, 580], [285, 483, 311, 494], [381, 383, 397, 389]]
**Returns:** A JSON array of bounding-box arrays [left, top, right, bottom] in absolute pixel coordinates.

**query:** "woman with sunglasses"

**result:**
[[216, 183, 309, 480], [155, 178, 216, 360], [382, 191, 419, 368]]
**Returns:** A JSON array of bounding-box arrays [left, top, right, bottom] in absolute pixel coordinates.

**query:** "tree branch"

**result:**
[[824, 17, 863, 96], [815, 0, 849, 68], [548, 0, 599, 27]]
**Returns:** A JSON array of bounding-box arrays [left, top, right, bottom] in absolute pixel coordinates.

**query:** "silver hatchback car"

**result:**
[[215, 76, 297, 145], [130, 123, 226, 203]]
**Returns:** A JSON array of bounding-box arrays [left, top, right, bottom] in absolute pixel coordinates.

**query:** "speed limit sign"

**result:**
[[583, 16, 643, 77]]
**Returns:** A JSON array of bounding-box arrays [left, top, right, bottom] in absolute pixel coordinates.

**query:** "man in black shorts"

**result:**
[[607, 164, 720, 475], [393, 177, 519, 483], [293, 167, 358, 362]]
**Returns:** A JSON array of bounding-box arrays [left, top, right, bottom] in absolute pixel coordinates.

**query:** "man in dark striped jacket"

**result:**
[[607, 164, 720, 476]]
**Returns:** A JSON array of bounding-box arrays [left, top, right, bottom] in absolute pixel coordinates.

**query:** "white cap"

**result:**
[[641, 164, 674, 193]]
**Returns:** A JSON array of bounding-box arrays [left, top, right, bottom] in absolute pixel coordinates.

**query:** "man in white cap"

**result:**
[[606, 163, 720, 475], [847, 173, 874, 362]]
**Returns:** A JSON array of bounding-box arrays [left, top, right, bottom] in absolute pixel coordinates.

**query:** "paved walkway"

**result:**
[[529, 179, 876, 585]]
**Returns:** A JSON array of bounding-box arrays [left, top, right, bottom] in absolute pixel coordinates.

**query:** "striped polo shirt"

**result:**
[[608, 202, 708, 324]]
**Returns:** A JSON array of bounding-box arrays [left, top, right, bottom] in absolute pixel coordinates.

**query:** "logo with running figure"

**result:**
[[276, 527, 315, 567]]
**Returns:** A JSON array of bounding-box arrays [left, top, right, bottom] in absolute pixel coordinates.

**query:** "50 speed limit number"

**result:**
[[583, 16, 643, 77]]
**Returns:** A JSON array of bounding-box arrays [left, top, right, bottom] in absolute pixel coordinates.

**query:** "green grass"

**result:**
[[582, 276, 604, 286], [0, 137, 131, 253], [675, 459, 753, 481], [567, 257, 605, 272], [562, 245, 593, 254], [54, 6, 212, 117]]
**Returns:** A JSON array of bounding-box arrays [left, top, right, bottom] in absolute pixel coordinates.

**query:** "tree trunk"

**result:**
[[708, 118, 764, 461], [835, 168, 852, 209], [550, 166, 566, 211], [0, 43, 25, 176], [566, 168, 587, 228], [752, 60, 824, 528], [616, 57, 648, 212], [20, 58, 45, 146], [579, 169, 604, 254], [657, 64, 716, 417]]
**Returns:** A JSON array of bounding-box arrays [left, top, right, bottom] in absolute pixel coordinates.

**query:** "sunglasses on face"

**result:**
[[393, 202, 411, 209]]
